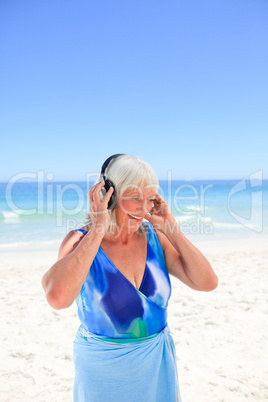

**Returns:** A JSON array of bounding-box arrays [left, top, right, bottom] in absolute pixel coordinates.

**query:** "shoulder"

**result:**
[[143, 221, 166, 245], [151, 228, 171, 256], [57, 229, 86, 261], [145, 221, 179, 258], [143, 220, 168, 254]]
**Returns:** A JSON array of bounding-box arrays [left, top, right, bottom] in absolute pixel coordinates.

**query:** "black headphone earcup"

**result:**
[[104, 179, 117, 210]]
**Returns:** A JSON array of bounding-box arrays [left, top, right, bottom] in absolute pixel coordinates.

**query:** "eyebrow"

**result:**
[[125, 193, 156, 199], [131, 194, 156, 199]]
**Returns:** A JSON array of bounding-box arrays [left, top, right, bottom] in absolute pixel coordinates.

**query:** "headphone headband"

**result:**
[[101, 154, 125, 178]]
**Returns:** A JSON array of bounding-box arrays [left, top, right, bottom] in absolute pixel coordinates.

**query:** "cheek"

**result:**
[[119, 200, 135, 214]]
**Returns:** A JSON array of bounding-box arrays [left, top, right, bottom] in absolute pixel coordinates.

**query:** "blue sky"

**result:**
[[0, 0, 267, 181]]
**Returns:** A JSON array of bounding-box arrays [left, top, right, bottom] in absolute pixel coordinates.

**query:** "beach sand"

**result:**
[[1, 237, 267, 402]]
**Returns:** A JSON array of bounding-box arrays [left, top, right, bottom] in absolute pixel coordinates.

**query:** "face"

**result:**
[[115, 185, 156, 233]]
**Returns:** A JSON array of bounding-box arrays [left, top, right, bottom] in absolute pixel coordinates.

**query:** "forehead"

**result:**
[[121, 184, 156, 197]]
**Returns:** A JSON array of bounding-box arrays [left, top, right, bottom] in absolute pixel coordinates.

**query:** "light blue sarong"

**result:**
[[73, 325, 181, 401]]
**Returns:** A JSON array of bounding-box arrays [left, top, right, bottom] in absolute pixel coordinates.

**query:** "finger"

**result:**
[[150, 201, 162, 214], [88, 184, 99, 203], [97, 180, 105, 189], [92, 181, 106, 202], [102, 186, 114, 204], [88, 188, 95, 203], [154, 193, 166, 203], [150, 207, 160, 216], [144, 213, 152, 222]]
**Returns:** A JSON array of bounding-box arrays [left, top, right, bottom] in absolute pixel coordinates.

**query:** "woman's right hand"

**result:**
[[87, 181, 114, 234]]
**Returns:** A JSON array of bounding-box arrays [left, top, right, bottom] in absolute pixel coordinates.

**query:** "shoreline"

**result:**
[[0, 233, 267, 252]]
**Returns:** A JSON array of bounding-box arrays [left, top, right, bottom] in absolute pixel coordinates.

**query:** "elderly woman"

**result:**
[[42, 154, 218, 402]]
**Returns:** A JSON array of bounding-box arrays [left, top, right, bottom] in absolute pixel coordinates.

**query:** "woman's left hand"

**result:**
[[145, 193, 177, 234]]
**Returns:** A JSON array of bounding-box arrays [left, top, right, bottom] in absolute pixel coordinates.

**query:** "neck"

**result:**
[[108, 224, 138, 245]]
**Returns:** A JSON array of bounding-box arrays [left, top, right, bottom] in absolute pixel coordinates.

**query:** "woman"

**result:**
[[42, 154, 218, 402]]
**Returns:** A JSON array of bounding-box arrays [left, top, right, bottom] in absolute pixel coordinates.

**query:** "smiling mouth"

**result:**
[[128, 214, 143, 220]]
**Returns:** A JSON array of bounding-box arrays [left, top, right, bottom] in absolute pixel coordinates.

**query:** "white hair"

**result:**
[[85, 154, 159, 235]]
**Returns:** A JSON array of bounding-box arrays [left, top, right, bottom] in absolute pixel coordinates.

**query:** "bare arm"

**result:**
[[42, 227, 104, 309], [41, 181, 113, 309], [146, 194, 218, 292], [156, 228, 218, 291]]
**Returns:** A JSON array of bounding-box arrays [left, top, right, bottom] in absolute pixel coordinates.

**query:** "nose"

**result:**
[[141, 200, 152, 214]]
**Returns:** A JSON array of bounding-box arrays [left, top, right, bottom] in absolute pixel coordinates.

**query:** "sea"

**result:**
[[0, 175, 267, 248]]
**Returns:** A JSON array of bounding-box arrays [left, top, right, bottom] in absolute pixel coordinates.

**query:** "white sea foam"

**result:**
[[0, 210, 20, 222], [213, 221, 261, 231], [0, 239, 61, 250], [183, 205, 202, 212], [176, 216, 212, 223], [175, 215, 195, 223]]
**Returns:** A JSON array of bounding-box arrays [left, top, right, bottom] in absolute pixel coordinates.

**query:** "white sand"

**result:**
[[1, 238, 267, 401]]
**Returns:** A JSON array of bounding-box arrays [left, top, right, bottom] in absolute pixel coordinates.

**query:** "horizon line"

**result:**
[[1, 177, 267, 183]]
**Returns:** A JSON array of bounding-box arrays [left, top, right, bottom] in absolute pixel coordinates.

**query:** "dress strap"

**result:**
[[76, 228, 88, 235]]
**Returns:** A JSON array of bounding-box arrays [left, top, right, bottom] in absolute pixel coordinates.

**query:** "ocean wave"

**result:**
[[0, 239, 61, 250], [213, 221, 258, 229], [175, 215, 195, 223], [0, 209, 87, 223], [183, 205, 202, 212], [174, 217, 261, 231], [175, 216, 212, 223], [0, 211, 20, 222]]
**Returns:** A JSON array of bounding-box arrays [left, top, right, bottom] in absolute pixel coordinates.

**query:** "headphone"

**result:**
[[101, 153, 125, 210]]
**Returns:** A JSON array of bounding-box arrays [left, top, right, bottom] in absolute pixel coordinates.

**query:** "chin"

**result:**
[[126, 220, 144, 233]]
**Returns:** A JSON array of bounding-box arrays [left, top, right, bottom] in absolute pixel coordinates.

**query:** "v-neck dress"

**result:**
[[75, 221, 171, 339]]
